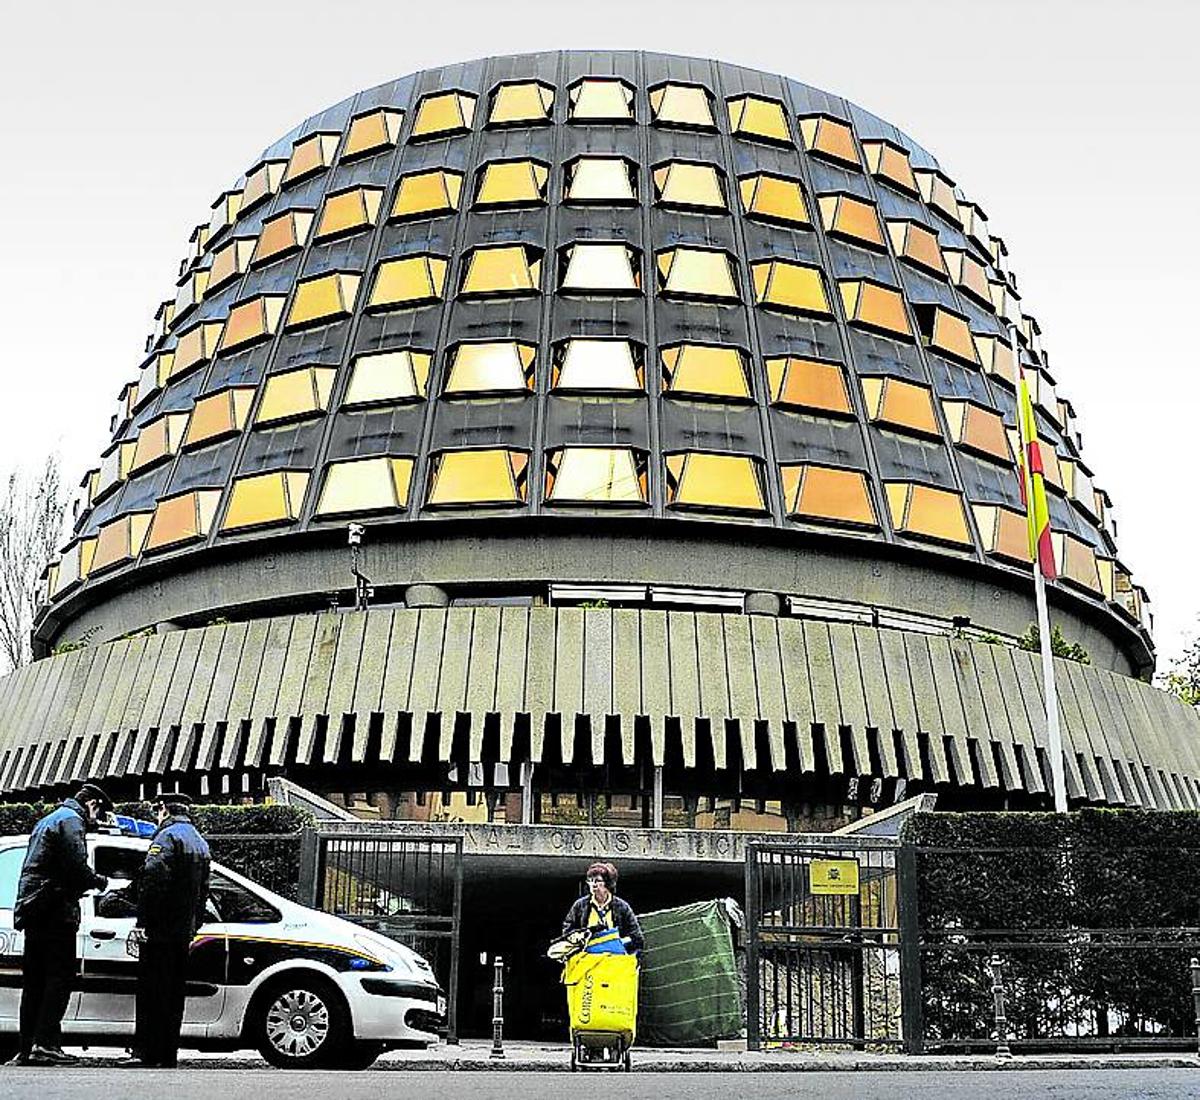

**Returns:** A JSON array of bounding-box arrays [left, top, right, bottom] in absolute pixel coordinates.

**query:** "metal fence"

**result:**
[[746, 839, 903, 1049], [206, 832, 304, 900]]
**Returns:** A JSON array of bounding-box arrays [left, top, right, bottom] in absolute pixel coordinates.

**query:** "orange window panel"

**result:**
[[488, 81, 555, 126], [974, 334, 1017, 387], [661, 344, 750, 400], [368, 255, 448, 309], [862, 140, 918, 195], [799, 115, 860, 168], [972, 504, 1032, 564], [174, 321, 225, 376], [90, 513, 153, 574], [206, 238, 256, 293], [887, 220, 946, 278], [818, 194, 884, 249], [942, 401, 1012, 465], [1051, 532, 1104, 594], [241, 160, 287, 211], [129, 413, 188, 474], [219, 295, 285, 353], [765, 357, 852, 416], [286, 272, 362, 329], [284, 132, 339, 185], [915, 305, 979, 366], [886, 482, 971, 546], [222, 471, 310, 531], [253, 210, 314, 267], [342, 108, 403, 160], [427, 450, 529, 507], [738, 174, 810, 227], [145, 489, 223, 553], [839, 280, 912, 339], [410, 91, 477, 140], [665, 452, 767, 514], [315, 187, 384, 240], [727, 95, 792, 145], [781, 464, 876, 527], [751, 260, 831, 315], [861, 376, 940, 438], [460, 245, 541, 297], [391, 169, 464, 221], [185, 387, 255, 448], [475, 160, 549, 208], [915, 169, 962, 226], [943, 249, 993, 306]]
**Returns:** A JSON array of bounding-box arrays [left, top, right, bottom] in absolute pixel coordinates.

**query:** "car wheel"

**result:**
[[251, 975, 349, 1069], [337, 1041, 384, 1070]]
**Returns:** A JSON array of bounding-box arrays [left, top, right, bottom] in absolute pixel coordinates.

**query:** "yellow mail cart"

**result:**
[[562, 950, 639, 1071]]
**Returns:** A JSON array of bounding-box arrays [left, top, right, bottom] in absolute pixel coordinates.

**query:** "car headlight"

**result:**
[[354, 932, 414, 975]]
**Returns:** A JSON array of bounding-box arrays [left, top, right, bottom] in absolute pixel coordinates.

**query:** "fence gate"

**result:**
[[745, 838, 904, 1050], [299, 828, 463, 1042]]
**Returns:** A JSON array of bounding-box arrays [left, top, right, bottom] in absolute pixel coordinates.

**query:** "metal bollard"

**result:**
[[490, 955, 505, 1059], [989, 954, 1011, 1061], [1191, 957, 1200, 1058]]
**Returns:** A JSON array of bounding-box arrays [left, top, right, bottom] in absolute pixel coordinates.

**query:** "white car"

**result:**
[[0, 831, 445, 1069]]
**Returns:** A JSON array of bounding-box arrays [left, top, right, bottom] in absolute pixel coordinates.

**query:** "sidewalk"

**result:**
[[68, 1040, 1198, 1072]]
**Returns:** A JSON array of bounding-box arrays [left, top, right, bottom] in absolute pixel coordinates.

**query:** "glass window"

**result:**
[[781, 464, 876, 526], [886, 482, 971, 546], [765, 356, 852, 416], [153, 300, 176, 340], [656, 247, 738, 301], [887, 220, 946, 278], [568, 78, 634, 122], [367, 255, 448, 309], [727, 95, 791, 145], [208, 190, 243, 241], [799, 115, 860, 168], [553, 339, 642, 392], [652, 161, 726, 211], [861, 376, 940, 438], [219, 295, 286, 353], [206, 238, 256, 293], [475, 160, 549, 208], [427, 450, 528, 507], [563, 156, 637, 204], [751, 259, 831, 315], [914, 169, 962, 226], [649, 83, 714, 129], [666, 452, 766, 514], [1051, 532, 1103, 594], [144, 489, 223, 553], [488, 81, 554, 126], [94, 442, 135, 500], [316, 456, 414, 516], [173, 270, 209, 320], [390, 168, 463, 221], [90, 513, 153, 573], [943, 248, 993, 306], [738, 173, 810, 228], [839, 280, 912, 339], [942, 400, 1012, 464], [175, 321, 226, 375], [286, 272, 362, 329], [255, 366, 336, 426], [410, 90, 477, 140], [444, 342, 536, 395], [990, 278, 1021, 324], [185, 387, 255, 448], [208, 871, 280, 924], [284, 132, 340, 186], [50, 537, 97, 595], [818, 193, 884, 249], [185, 224, 210, 267], [913, 304, 979, 365], [459, 244, 541, 297], [342, 108, 404, 160], [546, 448, 646, 504], [0, 846, 26, 908], [1007, 428, 1063, 492], [315, 186, 384, 240], [959, 202, 991, 254], [973, 334, 1016, 387], [222, 470, 309, 531], [241, 160, 287, 212], [561, 243, 640, 293], [972, 504, 1031, 564], [130, 412, 189, 474], [343, 349, 431, 405], [253, 210, 314, 267], [661, 344, 750, 400], [862, 140, 918, 195]]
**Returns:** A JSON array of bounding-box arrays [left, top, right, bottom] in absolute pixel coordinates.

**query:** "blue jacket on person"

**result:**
[[135, 814, 212, 943], [14, 798, 106, 932]]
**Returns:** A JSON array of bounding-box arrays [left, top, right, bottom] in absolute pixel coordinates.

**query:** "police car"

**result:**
[[0, 828, 446, 1069]]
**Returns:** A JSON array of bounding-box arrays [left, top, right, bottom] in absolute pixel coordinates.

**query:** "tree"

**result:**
[[1159, 624, 1200, 707], [1017, 622, 1091, 664], [0, 456, 65, 672]]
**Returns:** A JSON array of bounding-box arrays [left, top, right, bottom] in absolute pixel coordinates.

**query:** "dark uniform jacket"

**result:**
[[14, 798, 106, 932], [135, 814, 211, 943], [562, 894, 645, 953]]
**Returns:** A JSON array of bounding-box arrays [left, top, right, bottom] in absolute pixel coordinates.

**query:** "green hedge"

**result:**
[[903, 810, 1200, 1045], [0, 801, 311, 901]]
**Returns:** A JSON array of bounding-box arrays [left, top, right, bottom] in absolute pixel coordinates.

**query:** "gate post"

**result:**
[[745, 844, 761, 1051], [897, 841, 924, 1054], [297, 826, 320, 908]]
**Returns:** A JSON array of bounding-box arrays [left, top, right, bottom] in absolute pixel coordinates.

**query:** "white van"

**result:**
[[0, 832, 445, 1069]]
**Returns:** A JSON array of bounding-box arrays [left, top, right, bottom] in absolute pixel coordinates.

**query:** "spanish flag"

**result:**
[[1016, 362, 1057, 580]]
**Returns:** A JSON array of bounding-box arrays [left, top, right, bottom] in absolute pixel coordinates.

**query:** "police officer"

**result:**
[[126, 792, 210, 1069], [11, 783, 111, 1065]]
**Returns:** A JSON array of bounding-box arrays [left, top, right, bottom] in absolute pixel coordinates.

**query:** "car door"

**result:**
[[75, 843, 227, 1031], [0, 843, 85, 1030]]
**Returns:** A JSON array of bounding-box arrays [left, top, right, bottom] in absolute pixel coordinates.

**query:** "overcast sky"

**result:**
[[1, 0, 1195, 670]]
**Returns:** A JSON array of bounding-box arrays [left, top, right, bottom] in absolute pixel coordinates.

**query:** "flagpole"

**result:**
[[1011, 324, 1068, 812]]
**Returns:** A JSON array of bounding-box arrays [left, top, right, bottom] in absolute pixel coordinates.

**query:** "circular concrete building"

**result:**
[[10, 51, 1193, 823]]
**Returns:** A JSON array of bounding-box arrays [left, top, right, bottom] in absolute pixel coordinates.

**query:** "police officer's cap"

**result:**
[[154, 791, 193, 808], [75, 782, 113, 812]]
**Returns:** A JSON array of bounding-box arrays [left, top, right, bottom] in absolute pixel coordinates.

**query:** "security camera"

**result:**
[[347, 523, 365, 547]]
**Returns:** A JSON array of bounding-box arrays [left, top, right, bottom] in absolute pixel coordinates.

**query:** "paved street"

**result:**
[[0, 1068, 1195, 1099]]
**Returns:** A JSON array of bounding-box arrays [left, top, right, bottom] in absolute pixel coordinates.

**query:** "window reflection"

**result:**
[[886, 481, 971, 545], [839, 280, 911, 339], [751, 259, 830, 315], [255, 366, 336, 426], [553, 339, 642, 392], [652, 161, 726, 211], [427, 450, 528, 507], [739, 174, 810, 228], [665, 452, 767, 513], [661, 344, 750, 400], [560, 243, 640, 293], [818, 193, 884, 249], [344, 349, 431, 405], [765, 357, 851, 416], [568, 78, 634, 121], [781, 464, 876, 526], [222, 470, 310, 531], [475, 160, 549, 208], [410, 91, 476, 140], [861, 376, 940, 438], [862, 139, 918, 195], [648, 83, 715, 129], [391, 169, 464, 221], [545, 447, 646, 504], [316, 456, 413, 516], [145, 489, 222, 553], [799, 115, 860, 168], [656, 247, 738, 301], [460, 244, 541, 297], [444, 342, 535, 395], [727, 95, 791, 144], [185, 387, 255, 448], [286, 272, 361, 329], [489, 81, 554, 126], [368, 255, 448, 309], [564, 157, 637, 204], [343, 108, 403, 160], [284, 132, 339, 186], [315, 187, 384, 241]]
